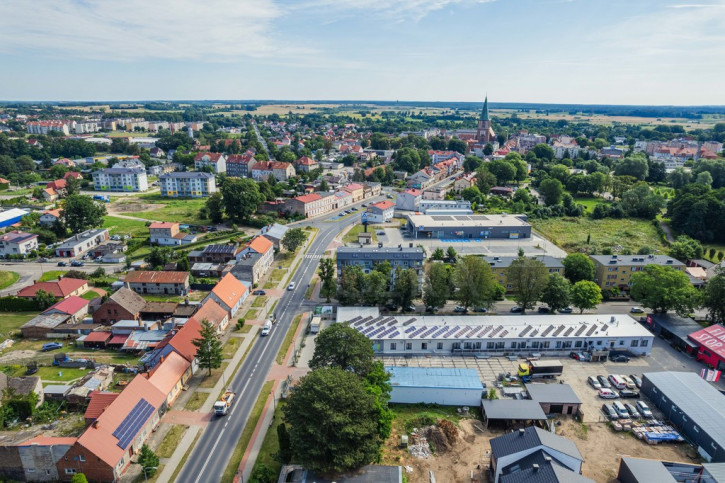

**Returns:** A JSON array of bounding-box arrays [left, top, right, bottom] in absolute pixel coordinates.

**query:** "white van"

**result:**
[[261, 320, 272, 336], [608, 374, 627, 390]]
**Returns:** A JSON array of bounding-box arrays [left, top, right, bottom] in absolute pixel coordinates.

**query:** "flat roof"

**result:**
[[482, 399, 547, 421], [643, 372, 725, 450], [645, 314, 702, 344], [406, 213, 530, 228], [387, 367, 483, 390], [688, 324, 725, 361], [620, 458, 677, 483], [338, 308, 653, 341], [485, 255, 563, 269], [526, 383, 581, 405], [590, 254, 685, 267]]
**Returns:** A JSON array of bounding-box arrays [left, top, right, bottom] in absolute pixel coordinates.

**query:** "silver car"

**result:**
[[588, 376, 601, 390]]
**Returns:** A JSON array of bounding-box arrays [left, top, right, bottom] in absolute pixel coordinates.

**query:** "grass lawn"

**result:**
[[2, 365, 91, 382], [276, 251, 296, 269], [157, 424, 188, 458], [39, 270, 67, 282], [243, 309, 259, 320], [269, 269, 286, 282], [103, 216, 150, 237], [342, 224, 378, 244], [222, 380, 275, 482], [199, 362, 229, 389], [237, 324, 253, 334], [81, 289, 104, 300], [0, 271, 19, 290], [184, 392, 209, 411], [530, 217, 667, 254], [0, 312, 37, 337], [132, 196, 208, 225], [276, 314, 303, 365], [251, 296, 267, 308], [222, 337, 241, 359], [249, 401, 286, 481], [572, 196, 611, 214]]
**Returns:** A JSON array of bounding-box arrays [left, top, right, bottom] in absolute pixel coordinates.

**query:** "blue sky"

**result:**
[[1, 0, 724, 105]]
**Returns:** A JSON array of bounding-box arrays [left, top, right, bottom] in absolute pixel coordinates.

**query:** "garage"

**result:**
[[387, 367, 484, 406]]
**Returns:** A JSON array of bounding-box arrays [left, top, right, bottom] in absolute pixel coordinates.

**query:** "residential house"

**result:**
[[46, 179, 67, 194], [334, 190, 353, 208], [194, 152, 226, 173], [124, 271, 190, 295], [0, 231, 38, 257], [139, 318, 202, 373], [84, 391, 119, 426], [42, 295, 90, 322], [232, 235, 274, 285], [257, 223, 288, 249], [7, 435, 77, 481], [225, 153, 255, 178], [149, 222, 197, 246], [396, 189, 422, 212], [366, 200, 394, 223], [295, 156, 318, 173], [17, 277, 88, 300], [285, 193, 336, 218], [26, 120, 71, 135], [422, 186, 448, 200], [336, 246, 426, 283], [42, 188, 59, 202], [93, 287, 147, 325], [159, 172, 217, 198], [250, 161, 295, 182], [189, 244, 241, 263], [454, 173, 476, 193], [590, 254, 686, 290], [55, 228, 110, 258], [406, 169, 436, 190], [363, 182, 382, 198], [147, 351, 191, 407], [191, 299, 229, 333], [205, 273, 248, 318], [342, 183, 364, 202], [39, 209, 62, 227], [93, 167, 148, 192]]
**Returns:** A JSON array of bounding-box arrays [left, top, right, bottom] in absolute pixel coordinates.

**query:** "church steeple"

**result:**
[[481, 95, 490, 122]]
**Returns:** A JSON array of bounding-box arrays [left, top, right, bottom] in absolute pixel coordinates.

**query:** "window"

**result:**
[[65, 469, 77, 475], [453, 342, 461, 350], [619, 341, 625, 346], [542, 341, 550, 349], [574, 341, 582, 348], [555, 341, 562, 349], [405, 343, 412, 350], [631, 340, 639, 347], [437, 342, 443, 350], [531, 341, 540, 349], [495, 342, 505, 349], [597, 340, 602, 346], [487, 342, 494, 349], [421, 343, 428, 350], [563, 341, 572, 349], [27, 468, 35, 473], [510, 342, 516, 348], [79, 455, 85, 462], [641, 340, 648, 347], [390, 343, 397, 350]]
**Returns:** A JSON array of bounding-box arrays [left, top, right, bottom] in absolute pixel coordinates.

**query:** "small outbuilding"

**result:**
[[387, 367, 484, 406], [481, 399, 548, 429], [526, 383, 582, 415]]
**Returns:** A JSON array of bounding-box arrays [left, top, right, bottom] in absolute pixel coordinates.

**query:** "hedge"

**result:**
[[0, 297, 42, 312]]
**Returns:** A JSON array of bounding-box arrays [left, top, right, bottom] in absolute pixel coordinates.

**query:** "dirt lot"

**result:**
[[108, 198, 164, 214]]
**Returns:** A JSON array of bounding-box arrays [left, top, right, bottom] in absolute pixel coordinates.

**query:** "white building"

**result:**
[[93, 167, 148, 192], [418, 199, 473, 215], [366, 200, 394, 223], [194, 153, 226, 173], [0, 231, 38, 257], [26, 121, 71, 136], [395, 188, 422, 212], [55, 229, 110, 258], [159, 172, 217, 198]]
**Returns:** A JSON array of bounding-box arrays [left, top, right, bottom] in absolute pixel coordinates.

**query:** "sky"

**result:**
[[1, 0, 724, 105]]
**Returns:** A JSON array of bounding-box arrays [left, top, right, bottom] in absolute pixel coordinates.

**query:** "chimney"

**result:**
[[519, 428, 525, 436], [58, 275, 63, 281], [93, 420, 100, 429], [532, 464, 539, 472]]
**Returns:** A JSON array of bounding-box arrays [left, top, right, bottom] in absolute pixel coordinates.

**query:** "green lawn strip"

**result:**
[[157, 424, 189, 458], [168, 430, 201, 483], [342, 224, 378, 243], [269, 300, 279, 315], [251, 296, 267, 308], [221, 380, 275, 483], [39, 270, 67, 282], [222, 337, 241, 359], [304, 278, 317, 299], [303, 227, 319, 254], [243, 309, 259, 320], [263, 281, 277, 289], [1, 366, 91, 382], [184, 392, 210, 411], [276, 252, 295, 269], [269, 269, 286, 282], [81, 289, 104, 301], [102, 216, 149, 236], [249, 401, 285, 480], [237, 324, 253, 334], [0, 271, 19, 290], [275, 314, 303, 365], [199, 362, 230, 389], [0, 312, 37, 337]]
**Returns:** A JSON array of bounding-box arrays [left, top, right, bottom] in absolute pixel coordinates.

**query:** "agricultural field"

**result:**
[[0, 312, 37, 338]]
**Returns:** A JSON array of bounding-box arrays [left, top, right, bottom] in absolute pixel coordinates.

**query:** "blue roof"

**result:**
[[386, 366, 483, 390]]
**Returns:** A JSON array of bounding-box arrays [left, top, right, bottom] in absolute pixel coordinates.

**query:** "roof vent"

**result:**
[[519, 428, 525, 436], [533, 464, 540, 472]]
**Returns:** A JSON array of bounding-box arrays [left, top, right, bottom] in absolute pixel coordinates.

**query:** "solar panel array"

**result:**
[[552, 325, 565, 337], [520, 325, 532, 337], [113, 399, 154, 449], [541, 325, 555, 337], [563, 327, 574, 337], [575, 325, 588, 336], [442, 326, 460, 338], [586, 325, 598, 336]]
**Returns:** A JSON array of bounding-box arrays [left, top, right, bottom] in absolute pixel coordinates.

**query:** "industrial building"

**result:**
[[337, 308, 654, 357], [386, 367, 484, 406], [481, 400, 547, 429], [405, 213, 531, 240], [615, 457, 724, 483], [0, 208, 29, 229], [641, 313, 702, 355], [689, 324, 725, 372], [641, 372, 725, 462]]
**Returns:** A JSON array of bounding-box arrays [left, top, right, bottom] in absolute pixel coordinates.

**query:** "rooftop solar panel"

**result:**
[[586, 325, 598, 336], [489, 326, 503, 338], [443, 326, 460, 338], [388, 320, 397, 326], [419, 326, 439, 339], [113, 399, 154, 449], [405, 326, 417, 334], [520, 325, 532, 337], [431, 327, 448, 338], [529, 329, 538, 337], [541, 325, 555, 337], [563, 327, 574, 337], [552, 325, 565, 337], [575, 325, 587, 336], [498, 330, 508, 338], [480, 326, 492, 336], [388, 331, 399, 338], [402, 318, 417, 325], [368, 327, 385, 338], [601, 324, 609, 331]]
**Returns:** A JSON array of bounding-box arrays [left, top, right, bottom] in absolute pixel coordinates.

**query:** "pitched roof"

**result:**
[[124, 271, 190, 284], [192, 299, 228, 327], [370, 200, 394, 211], [84, 331, 112, 343], [20, 436, 78, 447], [210, 273, 247, 310], [17, 278, 87, 298], [296, 156, 317, 166], [147, 351, 190, 396], [77, 376, 165, 467], [294, 193, 322, 203], [194, 152, 224, 162], [84, 391, 120, 421], [0, 231, 38, 243], [43, 295, 89, 316], [106, 287, 147, 315], [168, 318, 202, 362], [47, 179, 67, 189], [42, 209, 62, 218], [490, 426, 583, 462], [247, 235, 274, 255], [149, 222, 178, 229]]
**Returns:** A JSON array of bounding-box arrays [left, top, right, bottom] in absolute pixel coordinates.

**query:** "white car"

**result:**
[[587, 376, 602, 390], [287, 282, 296, 291], [598, 388, 618, 399], [630, 307, 645, 314]]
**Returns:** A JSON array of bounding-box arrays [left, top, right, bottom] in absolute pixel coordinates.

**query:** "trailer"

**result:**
[[518, 360, 563, 382], [214, 389, 236, 416]]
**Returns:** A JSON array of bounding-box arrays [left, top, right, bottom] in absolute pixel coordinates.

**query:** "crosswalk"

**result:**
[[304, 254, 324, 260]]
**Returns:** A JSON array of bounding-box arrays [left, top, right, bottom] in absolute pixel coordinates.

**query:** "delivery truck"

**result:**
[[518, 360, 564, 382], [213, 389, 236, 416]]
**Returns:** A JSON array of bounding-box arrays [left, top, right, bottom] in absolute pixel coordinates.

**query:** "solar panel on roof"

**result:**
[[388, 331, 399, 338], [563, 327, 574, 337], [432, 327, 448, 338], [520, 325, 532, 337], [348, 316, 362, 325], [368, 327, 385, 337], [585, 325, 598, 336], [489, 326, 503, 338], [552, 325, 566, 337], [575, 325, 587, 336], [419, 326, 439, 338], [405, 326, 417, 334], [601, 324, 609, 331], [113, 399, 154, 449], [388, 320, 397, 326], [529, 329, 538, 337], [498, 330, 508, 338], [443, 326, 460, 338], [431, 215, 454, 221], [402, 318, 416, 326], [541, 325, 555, 337], [480, 326, 492, 336]]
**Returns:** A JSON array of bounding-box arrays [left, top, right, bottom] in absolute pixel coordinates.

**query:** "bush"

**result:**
[[236, 318, 246, 331], [0, 296, 41, 312]]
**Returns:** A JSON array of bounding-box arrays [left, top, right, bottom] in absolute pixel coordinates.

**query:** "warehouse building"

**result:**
[[642, 313, 702, 355], [616, 457, 709, 483], [641, 371, 725, 462], [386, 367, 484, 406], [481, 400, 548, 430], [337, 308, 654, 357], [526, 383, 582, 415], [405, 213, 531, 240], [0, 208, 29, 229], [689, 324, 725, 372]]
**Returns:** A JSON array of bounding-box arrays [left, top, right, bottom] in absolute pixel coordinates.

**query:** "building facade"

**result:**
[[366, 200, 394, 223], [406, 213, 531, 240], [485, 256, 564, 292], [591, 254, 686, 290], [159, 172, 216, 198], [0, 231, 38, 257], [124, 271, 190, 295], [93, 167, 148, 192], [55, 229, 109, 258], [336, 246, 425, 282], [193, 153, 226, 173]]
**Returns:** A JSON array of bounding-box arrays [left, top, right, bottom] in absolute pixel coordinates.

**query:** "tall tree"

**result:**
[[703, 267, 725, 324], [61, 195, 106, 234], [138, 445, 159, 477], [668, 235, 704, 261], [220, 177, 264, 223], [318, 258, 336, 302], [570, 281, 602, 313], [277, 423, 292, 464], [281, 227, 307, 252], [562, 253, 595, 283], [451, 255, 496, 310], [630, 265, 701, 316], [541, 274, 571, 312], [337, 265, 363, 306], [391, 268, 418, 310], [361, 271, 388, 306], [310, 324, 375, 376], [205, 192, 224, 224], [192, 320, 223, 376], [423, 263, 450, 309], [508, 257, 549, 312], [65, 175, 80, 196], [538, 178, 564, 206]]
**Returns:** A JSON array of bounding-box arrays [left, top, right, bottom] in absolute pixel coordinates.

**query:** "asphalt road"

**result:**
[[176, 196, 385, 483]]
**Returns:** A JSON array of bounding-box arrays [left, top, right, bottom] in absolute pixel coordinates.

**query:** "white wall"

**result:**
[[390, 386, 483, 406]]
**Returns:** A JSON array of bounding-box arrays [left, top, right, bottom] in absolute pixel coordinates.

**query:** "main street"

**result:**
[[176, 195, 385, 483]]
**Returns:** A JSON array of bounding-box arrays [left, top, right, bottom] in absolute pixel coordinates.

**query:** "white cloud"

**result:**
[[0, 0, 311, 61], [296, 0, 496, 21]]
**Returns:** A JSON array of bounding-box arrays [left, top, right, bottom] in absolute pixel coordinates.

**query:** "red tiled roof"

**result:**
[[47, 179, 67, 190], [84, 391, 120, 421], [295, 193, 322, 204], [210, 273, 247, 311], [42, 209, 61, 218], [192, 299, 228, 328], [370, 200, 394, 210], [63, 172, 82, 179], [149, 222, 178, 229], [124, 271, 189, 284], [247, 236, 273, 255], [345, 183, 363, 191], [17, 278, 87, 298], [108, 334, 129, 345], [43, 296, 89, 316], [148, 351, 190, 397], [404, 189, 422, 196], [169, 318, 202, 362], [296, 156, 317, 166], [194, 152, 223, 162], [20, 436, 78, 447], [84, 331, 112, 343]]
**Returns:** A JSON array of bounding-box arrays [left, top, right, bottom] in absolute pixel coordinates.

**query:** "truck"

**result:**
[[214, 389, 236, 416], [518, 360, 564, 382]]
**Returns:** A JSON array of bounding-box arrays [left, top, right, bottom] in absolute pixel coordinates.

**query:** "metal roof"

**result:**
[[337, 246, 425, 260], [387, 367, 483, 390], [590, 254, 685, 267], [490, 426, 583, 462], [643, 372, 725, 449], [702, 463, 725, 482], [619, 458, 677, 483], [482, 400, 547, 422], [501, 450, 594, 483], [526, 384, 582, 405], [486, 255, 564, 269]]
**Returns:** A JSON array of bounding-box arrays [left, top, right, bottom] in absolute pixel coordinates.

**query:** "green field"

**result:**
[[530, 217, 667, 254], [0, 312, 37, 337], [2, 365, 90, 382], [572, 196, 611, 214], [134, 195, 208, 225], [0, 271, 19, 290], [39, 271, 68, 282], [103, 216, 150, 236], [342, 224, 378, 244]]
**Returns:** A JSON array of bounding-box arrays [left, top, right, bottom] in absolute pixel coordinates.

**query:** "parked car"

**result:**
[[624, 403, 641, 419], [598, 388, 618, 399], [287, 282, 296, 291], [454, 306, 468, 313], [405, 305, 416, 312], [621, 375, 636, 389], [608, 374, 627, 389], [618, 389, 640, 399], [510, 306, 523, 313], [630, 307, 645, 314], [610, 354, 630, 363], [38, 257, 49, 262], [558, 307, 573, 313], [473, 307, 488, 313], [636, 400, 653, 418], [588, 376, 602, 389], [537, 307, 550, 314], [629, 375, 643, 388], [612, 401, 629, 418], [41, 342, 63, 352], [252, 290, 266, 296], [385, 303, 399, 311], [597, 375, 612, 389], [57, 261, 67, 267], [601, 403, 619, 420], [70, 260, 84, 267], [377, 231, 385, 236], [425, 306, 439, 313], [570, 352, 591, 362]]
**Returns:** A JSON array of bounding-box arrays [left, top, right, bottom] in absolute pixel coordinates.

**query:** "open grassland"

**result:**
[[39, 271, 67, 282], [0, 271, 19, 290], [103, 216, 149, 236], [0, 312, 37, 337]]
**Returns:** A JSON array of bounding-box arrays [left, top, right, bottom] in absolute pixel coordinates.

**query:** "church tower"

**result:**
[[476, 96, 496, 144]]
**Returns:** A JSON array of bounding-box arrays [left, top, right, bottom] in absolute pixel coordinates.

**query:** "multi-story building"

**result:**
[[515, 132, 547, 152], [55, 229, 110, 258], [295, 156, 318, 173], [0, 231, 38, 257], [342, 183, 364, 202], [366, 200, 394, 223], [396, 188, 422, 212], [93, 167, 148, 192], [285, 193, 336, 218], [194, 153, 226, 173], [454, 173, 476, 193], [250, 161, 295, 182], [124, 271, 190, 295], [159, 172, 216, 198], [226, 153, 255, 177], [406, 214, 531, 240], [26, 120, 71, 136], [590, 254, 686, 290], [485, 256, 564, 292], [189, 244, 241, 263], [336, 246, 426, 282], [418, 199, 472, 215], [149, 222, 197, 246]]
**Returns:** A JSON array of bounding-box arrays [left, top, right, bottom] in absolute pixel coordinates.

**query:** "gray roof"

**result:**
[[95, 167, 145, 175], [160, 171, 214, 179], [56, 228, 108, 250], [482, 400, 547, 421], [106, 287, 147, 315], [235, 252, 263, 267], [590, 254, 685, 267], [337, 246, 425, 260], [43, 384, 73, 396], [501, 450, 594, 483], [526, 384, 581, 405], [619, 458, 677, 483], [643, 372, 725, 450], [490, 426, 583, 462], [486, 256, 564, 269], [8, 377, 41, 396], [647, 314, 702, 345], [702, 463, 725, 482], [261, 223, 288, 241], [21, 313, 70, 330]]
